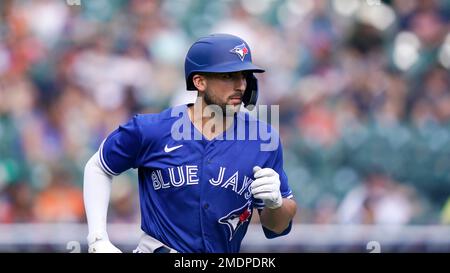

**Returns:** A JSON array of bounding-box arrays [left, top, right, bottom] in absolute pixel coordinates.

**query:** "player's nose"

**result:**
[[234, 73, 246, 92]]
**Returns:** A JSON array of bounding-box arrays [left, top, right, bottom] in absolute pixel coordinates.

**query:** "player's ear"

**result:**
[[192, 74, 207, 93]]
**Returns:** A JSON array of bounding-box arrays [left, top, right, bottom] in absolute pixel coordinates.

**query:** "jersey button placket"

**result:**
[[199, 147, 212, 247]]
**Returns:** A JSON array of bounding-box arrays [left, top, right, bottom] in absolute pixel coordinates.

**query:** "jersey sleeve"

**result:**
[[98, 115, 143, 176]]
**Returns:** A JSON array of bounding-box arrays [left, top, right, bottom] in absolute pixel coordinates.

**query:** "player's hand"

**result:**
[[251, 166, 282, 209], [88, 233, 122, 253]]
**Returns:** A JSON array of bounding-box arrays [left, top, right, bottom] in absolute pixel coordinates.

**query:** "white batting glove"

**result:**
[[251, 166, 283, 209], [88, 233, 122, 253]]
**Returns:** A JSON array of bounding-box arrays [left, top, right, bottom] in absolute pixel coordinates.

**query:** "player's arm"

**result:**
[[251, 166, 297, 234], [84, 152, 122, 253], [84, 115, 143, 253], [259, 198, 297, 234]]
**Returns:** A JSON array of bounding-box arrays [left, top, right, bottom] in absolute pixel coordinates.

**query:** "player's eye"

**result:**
[[221, 73, 233, 80]]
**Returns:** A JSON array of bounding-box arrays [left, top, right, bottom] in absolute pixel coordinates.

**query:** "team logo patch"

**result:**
[[230, 43, 249, 61], [218, 201, 252, 241]]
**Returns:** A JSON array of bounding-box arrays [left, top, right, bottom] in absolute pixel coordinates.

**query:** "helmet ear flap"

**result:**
[[243, 73, 258, 110]]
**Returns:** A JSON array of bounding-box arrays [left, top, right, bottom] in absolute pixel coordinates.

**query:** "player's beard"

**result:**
[[203, 91, 241, 117]]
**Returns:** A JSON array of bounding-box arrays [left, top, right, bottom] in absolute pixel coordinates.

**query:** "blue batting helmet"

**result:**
[[184, 33, 265, 109]]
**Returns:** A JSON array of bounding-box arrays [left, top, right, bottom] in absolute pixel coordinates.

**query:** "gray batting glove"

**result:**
[[251, 166, 283, 209]]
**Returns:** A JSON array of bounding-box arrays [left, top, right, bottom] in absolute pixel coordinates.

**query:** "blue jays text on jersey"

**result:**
[[98, 104, 294, 253]]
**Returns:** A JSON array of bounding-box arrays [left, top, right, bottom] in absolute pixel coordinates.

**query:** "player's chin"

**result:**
[[225, 103, 241, 115]]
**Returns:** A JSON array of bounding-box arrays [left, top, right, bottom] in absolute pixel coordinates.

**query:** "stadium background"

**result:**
[[1, 0, 450, 252]]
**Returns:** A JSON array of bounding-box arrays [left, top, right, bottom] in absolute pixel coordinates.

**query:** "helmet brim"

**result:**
[[193, 61, 265, 74]]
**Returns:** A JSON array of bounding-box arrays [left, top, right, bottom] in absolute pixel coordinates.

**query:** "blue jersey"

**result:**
[[99, 104, 294, 253]]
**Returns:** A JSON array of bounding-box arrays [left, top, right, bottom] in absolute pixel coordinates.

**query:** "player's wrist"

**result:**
[[264, 193, 283, 209]]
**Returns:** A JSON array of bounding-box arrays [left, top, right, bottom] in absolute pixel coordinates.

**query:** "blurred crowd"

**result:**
[[1, 0, 450, 226]]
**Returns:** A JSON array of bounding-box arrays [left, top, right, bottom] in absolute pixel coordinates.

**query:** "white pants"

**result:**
[[133, 233, 178, 253]]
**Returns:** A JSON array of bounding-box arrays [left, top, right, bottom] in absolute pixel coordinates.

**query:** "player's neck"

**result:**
[[188, 99, 235, 140]]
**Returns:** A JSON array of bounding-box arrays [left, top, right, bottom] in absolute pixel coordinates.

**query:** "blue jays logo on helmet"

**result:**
[[218, 201, 252, 241], [230, 43, 249, 61]]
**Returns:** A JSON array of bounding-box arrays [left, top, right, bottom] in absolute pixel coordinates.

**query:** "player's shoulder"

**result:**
[[125, 105, 187, 143], [236, 110, 279, 135], [235, 110, 281, 152], [133, 104, 186, 127]]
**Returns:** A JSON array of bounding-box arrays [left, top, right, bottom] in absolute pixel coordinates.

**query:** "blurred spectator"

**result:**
[[33, 167, 84, 222], [0, 182, 35, 223], [336, 171, 421, 225]]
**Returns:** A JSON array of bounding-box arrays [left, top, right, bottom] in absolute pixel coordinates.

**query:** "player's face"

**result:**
[[203, 71, 247, 115]]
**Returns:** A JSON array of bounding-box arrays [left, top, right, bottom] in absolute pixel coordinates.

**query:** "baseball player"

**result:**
[[83, 33, 297, 253]]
